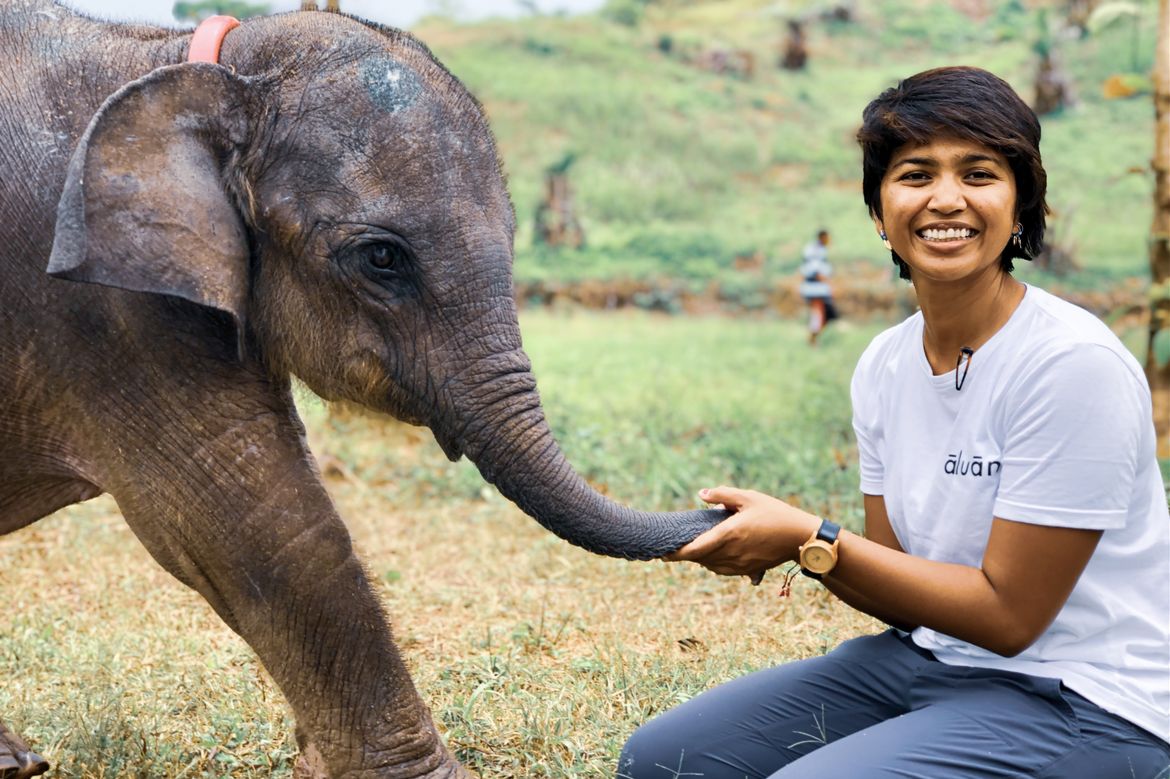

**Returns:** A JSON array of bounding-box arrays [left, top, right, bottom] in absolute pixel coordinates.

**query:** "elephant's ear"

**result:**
[[48, 63, 254, 356]]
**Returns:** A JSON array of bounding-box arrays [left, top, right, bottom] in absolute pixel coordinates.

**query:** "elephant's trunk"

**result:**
[[443, 350, 727, 560]]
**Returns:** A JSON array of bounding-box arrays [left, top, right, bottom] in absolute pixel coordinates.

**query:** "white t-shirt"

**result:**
[[799, 241, 832, 299], [851, 284, 1170, 741]]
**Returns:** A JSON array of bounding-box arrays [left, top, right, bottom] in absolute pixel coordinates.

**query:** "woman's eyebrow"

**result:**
[[890, 156, 935, 169], [890, 153, 1004, 170], [958, 153, 1003, 166]]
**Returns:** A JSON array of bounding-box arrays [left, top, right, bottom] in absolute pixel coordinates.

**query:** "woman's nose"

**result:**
[[928, 176, 967, 214]]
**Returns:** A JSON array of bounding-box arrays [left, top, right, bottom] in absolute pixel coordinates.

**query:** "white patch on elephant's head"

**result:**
[[358, 56, 422, 114]]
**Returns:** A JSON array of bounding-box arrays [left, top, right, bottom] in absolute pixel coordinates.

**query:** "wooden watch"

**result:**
[[798, 519, 841, 580]]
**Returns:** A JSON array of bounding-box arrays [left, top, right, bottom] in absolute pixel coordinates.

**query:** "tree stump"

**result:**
[[534, 172, 585, 249], [534, 158, 585, 249], [1034, 49, 1075, 115], [781, 20, 808, 71]]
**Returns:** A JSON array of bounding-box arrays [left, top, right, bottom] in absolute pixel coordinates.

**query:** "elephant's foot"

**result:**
[[293, 743, 329, 779], [0, 722, 48, 779], [292, 741, 476, 779]]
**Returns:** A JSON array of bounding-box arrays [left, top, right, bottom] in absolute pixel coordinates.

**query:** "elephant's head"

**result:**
[[47, 13, 725, 558]]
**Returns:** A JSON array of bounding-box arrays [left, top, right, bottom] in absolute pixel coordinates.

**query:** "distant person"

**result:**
[[618, 66, 1170, 778], [798, 229, 838, 345]]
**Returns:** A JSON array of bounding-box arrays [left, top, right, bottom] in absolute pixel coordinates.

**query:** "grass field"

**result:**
[[414, 0, 1159, 286], [1, 3, 1160, 774], [0, 312, 885, 778]]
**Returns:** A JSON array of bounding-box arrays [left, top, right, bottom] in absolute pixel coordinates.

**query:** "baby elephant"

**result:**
[[0, 2, 723, 777]]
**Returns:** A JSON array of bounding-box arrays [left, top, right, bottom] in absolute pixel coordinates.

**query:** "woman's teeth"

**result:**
[[920, 228, 974, 242]]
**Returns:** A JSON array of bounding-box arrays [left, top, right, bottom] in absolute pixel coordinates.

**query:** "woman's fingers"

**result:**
[[662, 486, 749, 561], [699, 485, 751, 510], [663, 523, 730, 562], [666, 488, 807, 580]]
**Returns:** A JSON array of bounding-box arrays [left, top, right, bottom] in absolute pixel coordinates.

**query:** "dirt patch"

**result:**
[[517, 263, 908, 319], [516, 268, 1151, 324]]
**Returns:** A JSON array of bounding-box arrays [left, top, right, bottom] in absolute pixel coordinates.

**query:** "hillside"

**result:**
[[411, 0, 1158, 299]]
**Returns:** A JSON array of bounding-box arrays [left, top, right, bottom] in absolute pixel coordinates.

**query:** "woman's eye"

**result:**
[[900, 171, 930, 182]]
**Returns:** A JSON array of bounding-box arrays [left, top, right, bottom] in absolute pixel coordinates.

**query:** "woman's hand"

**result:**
[[664, 486, 821, 582]]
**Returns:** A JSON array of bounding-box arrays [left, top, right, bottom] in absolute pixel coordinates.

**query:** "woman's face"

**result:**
[[877, 136, 1018, 287]]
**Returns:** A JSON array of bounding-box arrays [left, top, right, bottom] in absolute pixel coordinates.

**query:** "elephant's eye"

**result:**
[[354, 241, 407, 276], [364, 243, 399, 270]]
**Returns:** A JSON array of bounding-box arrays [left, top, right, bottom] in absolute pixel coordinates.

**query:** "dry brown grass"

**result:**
[[0, 413, 879, 777], [0, 313, 883, 777]]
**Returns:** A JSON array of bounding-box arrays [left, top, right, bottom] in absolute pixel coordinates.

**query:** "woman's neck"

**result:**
[[915, 269, 1025, 375]]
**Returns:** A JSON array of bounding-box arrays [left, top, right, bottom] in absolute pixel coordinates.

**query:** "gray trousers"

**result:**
[[617, 630, 1170, 779]]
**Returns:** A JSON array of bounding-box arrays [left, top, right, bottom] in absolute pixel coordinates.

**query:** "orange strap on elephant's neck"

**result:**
[[187, 15, 240, 64]]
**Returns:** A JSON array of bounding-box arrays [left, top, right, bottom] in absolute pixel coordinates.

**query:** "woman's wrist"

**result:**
[[786, 510, 824, 562]]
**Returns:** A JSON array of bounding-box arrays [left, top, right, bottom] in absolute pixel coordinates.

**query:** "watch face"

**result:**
[[802, 544, 835, 573]]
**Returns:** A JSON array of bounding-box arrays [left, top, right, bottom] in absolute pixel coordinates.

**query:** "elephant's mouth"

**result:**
[[434, 434, 463, 462], [389, 405, 462, 462]]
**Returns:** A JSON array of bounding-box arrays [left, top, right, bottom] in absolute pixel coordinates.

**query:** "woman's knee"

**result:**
[[615, 716, 688, 779]]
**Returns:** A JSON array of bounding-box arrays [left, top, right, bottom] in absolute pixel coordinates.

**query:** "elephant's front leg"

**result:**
[[0, 720, 48, 779], [104, 413, 471, 779]]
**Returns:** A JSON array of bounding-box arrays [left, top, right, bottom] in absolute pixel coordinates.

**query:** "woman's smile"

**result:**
[[916, 223, 979, 244]]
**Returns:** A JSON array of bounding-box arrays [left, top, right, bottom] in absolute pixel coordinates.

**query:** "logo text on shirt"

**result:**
[[944, 450, 1002, 477]]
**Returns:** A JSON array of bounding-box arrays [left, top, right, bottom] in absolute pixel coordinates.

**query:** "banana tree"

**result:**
[[1144, 0, 1169, 455]]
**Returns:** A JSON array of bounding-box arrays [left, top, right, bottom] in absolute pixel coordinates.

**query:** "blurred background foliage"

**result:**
[[172, 0, 273, 21], [171, 0, 1158, 297], [402, 0, 1157, 296]]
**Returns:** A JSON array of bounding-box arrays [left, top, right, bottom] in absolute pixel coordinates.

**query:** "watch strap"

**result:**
[[817, 518, 841, 544]]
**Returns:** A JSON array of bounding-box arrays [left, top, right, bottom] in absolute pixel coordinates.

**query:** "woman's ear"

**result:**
[[48, 63, 255, 355]]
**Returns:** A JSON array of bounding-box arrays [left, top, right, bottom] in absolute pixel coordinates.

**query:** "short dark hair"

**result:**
[[856, 66, 1048, 280]]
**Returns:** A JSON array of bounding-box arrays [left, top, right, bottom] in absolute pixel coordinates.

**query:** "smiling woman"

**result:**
[[618, 66, 1170, 779], [879, 139, 1018, 284]]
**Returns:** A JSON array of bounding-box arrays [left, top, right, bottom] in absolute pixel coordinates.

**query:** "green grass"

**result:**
[[1, 304, 1156, 776], [0, 313, 883, 777], [327, 311, 879, 528], [413, 0, 1156, 286], [0, 0, 1161, 772]]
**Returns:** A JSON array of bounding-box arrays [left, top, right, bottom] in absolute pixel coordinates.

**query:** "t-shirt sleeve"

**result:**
[[993, 344, 1147, 529], [851, 343, 885, 495]]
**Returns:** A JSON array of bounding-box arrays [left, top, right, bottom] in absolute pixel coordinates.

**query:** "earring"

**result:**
[[879, 229, 892, 251], [1011, 223, 1023, 249]]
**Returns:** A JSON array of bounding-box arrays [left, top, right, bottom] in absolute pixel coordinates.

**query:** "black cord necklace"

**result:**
[[955, 346, 974, 391]]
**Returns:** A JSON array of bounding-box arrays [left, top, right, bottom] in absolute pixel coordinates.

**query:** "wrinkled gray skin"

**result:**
[[0, 2, 727, 777]]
